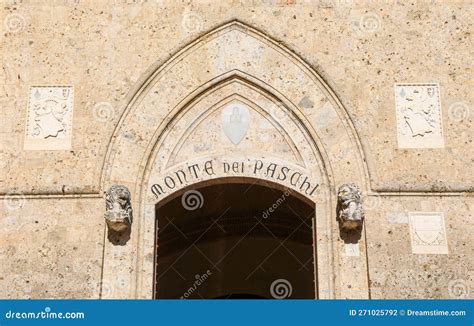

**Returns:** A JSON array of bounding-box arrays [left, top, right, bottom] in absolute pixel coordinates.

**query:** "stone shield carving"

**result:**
[[24, 86, 74, 150], [408, 212, 448, 254], [394, 83, 444, 148], [221, 102, 251, 145], [104, 185, 133, 232], [337, 183, 364, 230]]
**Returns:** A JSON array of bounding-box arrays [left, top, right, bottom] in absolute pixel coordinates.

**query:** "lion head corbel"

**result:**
[[104, 185, 133, 232], [337, 183, 364, 231]]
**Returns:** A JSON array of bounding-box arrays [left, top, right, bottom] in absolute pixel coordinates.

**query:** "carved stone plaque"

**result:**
[[408, 212, 448, 254], [24, 86, 74, 150], [395, 83, 444, 148]]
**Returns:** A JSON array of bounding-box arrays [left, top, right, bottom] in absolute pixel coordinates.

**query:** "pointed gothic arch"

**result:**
[[100, 20, 369, 299]]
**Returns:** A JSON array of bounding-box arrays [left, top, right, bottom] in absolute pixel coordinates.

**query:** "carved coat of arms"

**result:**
[[408, 212, 448, 254], [221, 102, 251, 145], [395, 84, 444, 148], [24, 86, 74, 150]]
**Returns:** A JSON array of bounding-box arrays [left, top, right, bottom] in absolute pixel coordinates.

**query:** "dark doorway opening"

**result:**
[[154, 180, 316, 299]]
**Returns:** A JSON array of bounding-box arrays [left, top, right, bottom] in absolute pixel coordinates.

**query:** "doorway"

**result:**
[[154, 180, 316, 299]]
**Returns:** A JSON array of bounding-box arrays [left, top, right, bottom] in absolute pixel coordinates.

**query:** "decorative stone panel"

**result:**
[[408, 212, 448, 254], [101, 21, 369, 300], [24, 86, 74, 150], [394, 83, 444, 148]]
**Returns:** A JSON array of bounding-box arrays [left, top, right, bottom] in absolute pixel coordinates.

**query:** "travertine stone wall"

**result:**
[[0, 0, 472, 299], [2, 0, 472, 194], [0, 197, 103, 298], [366, 195, 473, 299]]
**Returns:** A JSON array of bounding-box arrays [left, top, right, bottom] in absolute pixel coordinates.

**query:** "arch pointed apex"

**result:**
[[100, 18, 371, 301], [101, 20, 369, 192]]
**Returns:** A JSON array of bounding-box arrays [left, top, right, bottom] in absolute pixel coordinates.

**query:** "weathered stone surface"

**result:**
[[408, 212, 448, 255], [395, 84, 444, 148], [0, 1, 472, 299], [365, 196, 473, 299], [337, 184, 364, 231], [0, 197, 103, 298], [104, 185, 132, 232], [24, 86, 74, 150]]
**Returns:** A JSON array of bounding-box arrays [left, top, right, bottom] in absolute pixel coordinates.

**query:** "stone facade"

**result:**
[[0, 0, 472, 299]]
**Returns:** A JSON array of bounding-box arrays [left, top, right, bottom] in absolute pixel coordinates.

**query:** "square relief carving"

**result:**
[[395, 83, 444, 148], [408, 212, 448, 254], [24, 86, 74, 150]]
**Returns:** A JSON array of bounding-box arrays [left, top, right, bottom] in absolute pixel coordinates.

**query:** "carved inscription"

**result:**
[[151, 158, 319, 199]]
